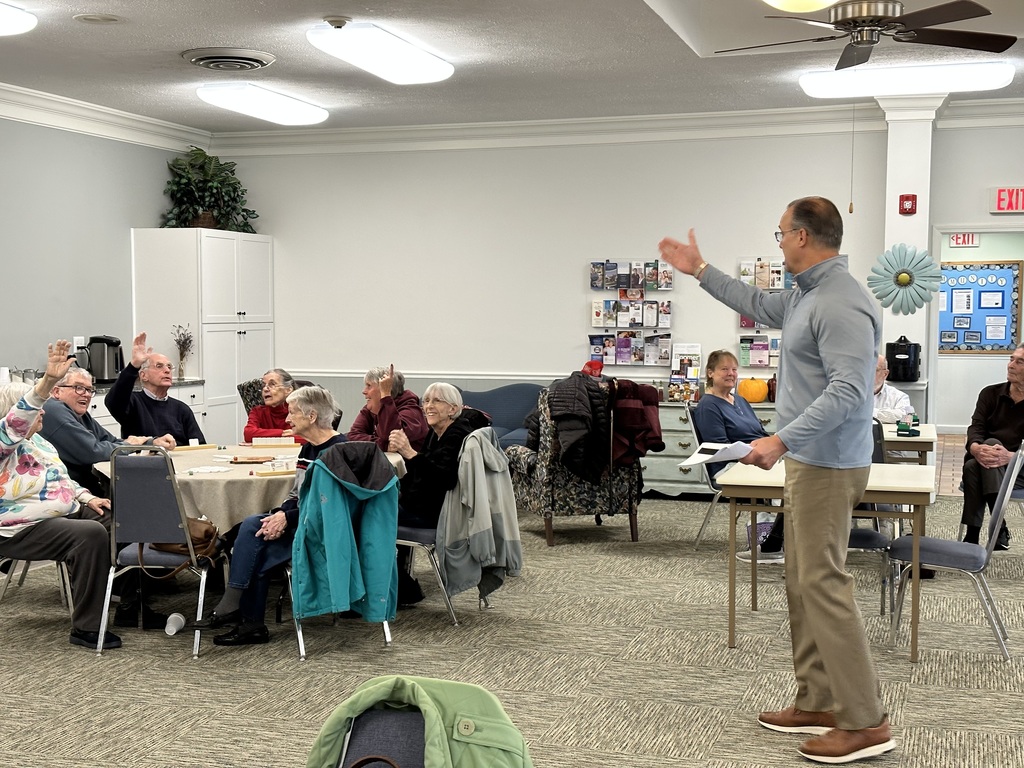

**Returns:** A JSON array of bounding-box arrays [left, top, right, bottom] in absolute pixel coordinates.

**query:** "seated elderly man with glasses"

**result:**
[[104, 331, 205, 446], [40, 367, 175, 495]]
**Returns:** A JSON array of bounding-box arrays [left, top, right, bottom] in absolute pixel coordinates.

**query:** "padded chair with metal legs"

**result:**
[[395, 526, 459, 626], [98, 445, 224, 658], [890, 447, 1024, 661], [685, 402, 726, 550], [0, 559, 74, 613]]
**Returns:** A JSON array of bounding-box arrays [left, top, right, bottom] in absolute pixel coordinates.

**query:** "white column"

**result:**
[[875, 95, 947, 419]]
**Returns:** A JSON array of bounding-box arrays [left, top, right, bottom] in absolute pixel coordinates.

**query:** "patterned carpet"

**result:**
[[0, 495, 1022, 767]]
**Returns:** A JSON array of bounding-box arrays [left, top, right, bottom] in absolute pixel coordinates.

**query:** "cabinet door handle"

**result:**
[[640, 463, 647, 471], [678, 466, 692, 474], [190, 394, 196, 401], [759, 418, 771, 425], [240, 310, 246, 317], [677, 440, 691, 449], [677, 415, 689, 424]]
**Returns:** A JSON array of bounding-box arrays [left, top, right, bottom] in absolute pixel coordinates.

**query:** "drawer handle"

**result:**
[[641, 463, 647, 471], [677, 415, 689, 424], [678, 466, 692, 475], [759, 418, 772, 425], [677, 441, 692, 449]]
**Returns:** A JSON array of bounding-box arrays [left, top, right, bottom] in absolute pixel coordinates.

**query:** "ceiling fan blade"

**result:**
[[890, 0, 990, 32], [896, 27, 1017, 53], [715, 34, 846, 54], [764, 14, 837, 31], [836, 43, 873, 70]]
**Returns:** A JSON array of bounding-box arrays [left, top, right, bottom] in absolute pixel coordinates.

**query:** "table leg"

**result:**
[[910, 504, 922, 663], [729, 499, 737, 648], [750, 507, 758, 611]]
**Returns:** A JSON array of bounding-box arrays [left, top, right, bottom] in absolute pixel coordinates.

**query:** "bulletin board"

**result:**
[[938, 261, 1021, 354]]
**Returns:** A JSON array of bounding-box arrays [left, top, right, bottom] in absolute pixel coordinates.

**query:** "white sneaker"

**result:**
[[737, 545, 784, 564]]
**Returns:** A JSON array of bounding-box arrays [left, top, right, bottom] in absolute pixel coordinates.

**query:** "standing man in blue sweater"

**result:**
[[659, 197, 892, 764], [105, 332, 205, 446]]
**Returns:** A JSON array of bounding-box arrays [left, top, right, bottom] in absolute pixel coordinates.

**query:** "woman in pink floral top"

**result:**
[[0, 340, 121, 650]]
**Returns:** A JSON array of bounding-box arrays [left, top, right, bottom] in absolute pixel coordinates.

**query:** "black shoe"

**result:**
[[0, 558, 12, 575], [114, 602, 169, 630], [213, 623, 270, 646], [70, 628, 122, 649], [189, 609, 241, 630], [398, 576, 425, 607], [995, 526, 1011, 551], [920, 568, 936, 579]]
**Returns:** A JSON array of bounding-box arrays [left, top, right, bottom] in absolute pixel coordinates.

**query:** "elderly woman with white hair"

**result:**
[[388, 382, 490, 603], [0, 340, 119, 650], [348, 364, 429, 453], [193, 385, 346, 646]]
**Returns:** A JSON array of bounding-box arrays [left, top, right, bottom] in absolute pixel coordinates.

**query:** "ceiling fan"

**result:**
[[716, 0, 1017, 70]]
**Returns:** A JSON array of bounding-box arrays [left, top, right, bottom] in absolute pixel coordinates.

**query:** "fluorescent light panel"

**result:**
[[761, 1, 836, 11], [0, 2, 37, 35], [196, 83, 328, 126], [306, 22, 454, 85], [800, 61, 1015, 98]]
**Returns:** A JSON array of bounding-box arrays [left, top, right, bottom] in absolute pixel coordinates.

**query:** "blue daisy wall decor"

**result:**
[[866, 243, 942, 315]]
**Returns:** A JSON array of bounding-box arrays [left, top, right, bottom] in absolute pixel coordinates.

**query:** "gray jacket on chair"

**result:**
[[436, 427, 522, 598]]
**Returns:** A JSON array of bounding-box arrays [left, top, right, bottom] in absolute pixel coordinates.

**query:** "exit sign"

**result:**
[[990, 187, 1024, 213], [949, 232, 979, 247]]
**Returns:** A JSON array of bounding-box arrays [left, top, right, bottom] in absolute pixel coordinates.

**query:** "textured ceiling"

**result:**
[[0, 0, 1021, 134]]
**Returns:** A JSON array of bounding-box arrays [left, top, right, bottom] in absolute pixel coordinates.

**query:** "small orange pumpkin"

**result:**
[[737, 377, 769, 404]]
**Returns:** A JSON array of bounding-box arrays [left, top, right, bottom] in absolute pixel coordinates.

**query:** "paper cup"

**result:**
[[165, 612, 187, 636]]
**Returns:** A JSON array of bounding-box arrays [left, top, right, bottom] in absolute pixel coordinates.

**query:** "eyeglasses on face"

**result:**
[[149, 362, 175, 372], [421, 397, 453, 407], [57, 384, 96, 396], [774, 228, 801, 243]]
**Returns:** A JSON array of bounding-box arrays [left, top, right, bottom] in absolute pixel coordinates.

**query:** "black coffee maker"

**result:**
[[886, 335, 921, 382]]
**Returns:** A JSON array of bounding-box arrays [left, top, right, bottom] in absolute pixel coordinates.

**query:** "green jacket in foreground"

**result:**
[[307, 674, 533, 768]]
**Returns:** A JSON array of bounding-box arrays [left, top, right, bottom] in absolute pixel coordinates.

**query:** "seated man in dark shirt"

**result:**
[[40, 367, 175, 496], [104, 331, 205, 446]]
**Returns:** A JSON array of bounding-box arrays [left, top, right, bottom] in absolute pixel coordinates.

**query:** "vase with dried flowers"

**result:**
[[171, 324, 194, 381]]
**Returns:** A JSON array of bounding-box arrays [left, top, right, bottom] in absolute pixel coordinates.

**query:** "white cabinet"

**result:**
[[131, 228, 275, 447], [201, 323, 273, 445], [642, 402, 777, 496]]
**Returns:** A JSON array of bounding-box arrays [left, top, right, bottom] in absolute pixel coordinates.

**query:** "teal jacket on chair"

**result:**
[[292, 442, 399, 622], [307, 674, 533, 768]]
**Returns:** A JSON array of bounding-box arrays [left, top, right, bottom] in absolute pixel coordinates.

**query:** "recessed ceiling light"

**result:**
[[0, 2, 37, 36], [799, 61, 1015, 99], [306, 19, 454, 85], [196, 83, 329, 126], [73, 13, 125, 24]]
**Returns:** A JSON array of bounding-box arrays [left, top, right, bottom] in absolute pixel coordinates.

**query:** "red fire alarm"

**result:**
[[899, 194, 917, 215]]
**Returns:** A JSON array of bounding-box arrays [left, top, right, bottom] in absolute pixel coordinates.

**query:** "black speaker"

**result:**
[[886, 335, 920, 382]]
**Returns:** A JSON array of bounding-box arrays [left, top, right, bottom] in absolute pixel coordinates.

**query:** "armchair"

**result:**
[[507, 388, 641, 546]]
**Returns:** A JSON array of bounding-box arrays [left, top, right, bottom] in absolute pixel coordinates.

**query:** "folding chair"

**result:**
[[890, 447, 1024, 660], [0, 558, 74, 613], [686, 401, 726, 549], [97, 445, 223, 658]]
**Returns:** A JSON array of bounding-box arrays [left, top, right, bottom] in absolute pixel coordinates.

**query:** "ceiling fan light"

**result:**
[[799, 61, 1015, 98], [306, 21, 454, 85], [196, 83, 328, 126], [761, 1, 837, 11], [0, 2, 37, 35]]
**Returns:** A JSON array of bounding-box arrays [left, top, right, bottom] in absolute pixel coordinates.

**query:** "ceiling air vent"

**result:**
[[182, 48, 276, 71]]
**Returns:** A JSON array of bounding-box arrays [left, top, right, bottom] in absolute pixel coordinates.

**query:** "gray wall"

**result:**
[[0, 119, 174, 368]]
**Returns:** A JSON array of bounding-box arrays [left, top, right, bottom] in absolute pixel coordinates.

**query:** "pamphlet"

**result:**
[[679, 441, 753, 467]]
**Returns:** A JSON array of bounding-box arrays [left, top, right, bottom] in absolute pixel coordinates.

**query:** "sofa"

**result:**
[[460, 383, 543, 449]]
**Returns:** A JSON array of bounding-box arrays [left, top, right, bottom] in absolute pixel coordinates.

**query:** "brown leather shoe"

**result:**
[[758, 705, 837, 735], [797, 716, 895, 764]]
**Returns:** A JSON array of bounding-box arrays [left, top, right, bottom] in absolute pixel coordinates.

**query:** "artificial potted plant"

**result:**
[[161, 145, 259, 233]]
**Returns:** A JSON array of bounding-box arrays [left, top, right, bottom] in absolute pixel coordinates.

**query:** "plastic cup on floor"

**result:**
[[165, 612, 186, 636]]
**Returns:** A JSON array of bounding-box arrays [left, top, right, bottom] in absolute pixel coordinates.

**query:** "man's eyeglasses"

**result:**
[[57, 384, 96, 396], [774, 228, 801, 243], [149, 362, 175, 372]]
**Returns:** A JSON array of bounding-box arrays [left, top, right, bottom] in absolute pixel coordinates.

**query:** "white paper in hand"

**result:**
[[679, 441, 753, 467]]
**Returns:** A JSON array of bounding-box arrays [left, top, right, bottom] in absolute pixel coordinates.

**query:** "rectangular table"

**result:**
[[716, 461, 936, 662], [96, 444, 406, 531], [881, 423, 937, 465]]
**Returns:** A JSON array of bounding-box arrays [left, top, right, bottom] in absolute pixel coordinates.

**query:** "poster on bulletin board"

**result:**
[[938, 261, 1022, 354]]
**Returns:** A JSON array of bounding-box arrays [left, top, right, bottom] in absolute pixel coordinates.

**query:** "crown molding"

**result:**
[[0, 81, 209, 151], [3, 79, 1021, 155]]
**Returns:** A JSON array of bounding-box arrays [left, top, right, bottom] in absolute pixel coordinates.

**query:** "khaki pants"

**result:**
[[783, 458, 883, 730]]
